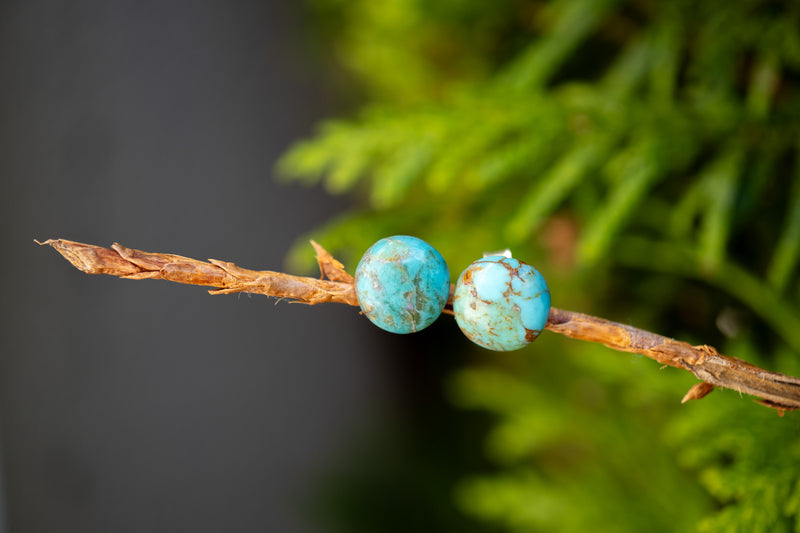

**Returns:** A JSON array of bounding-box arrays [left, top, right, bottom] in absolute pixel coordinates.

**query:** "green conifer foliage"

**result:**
[[279, 1, 800, 531]]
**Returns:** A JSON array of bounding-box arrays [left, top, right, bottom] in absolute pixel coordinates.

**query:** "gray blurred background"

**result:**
[[0, 2, 405, 531]]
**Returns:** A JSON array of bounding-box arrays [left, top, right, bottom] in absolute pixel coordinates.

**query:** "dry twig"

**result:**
[[38, 238, 800, 414]]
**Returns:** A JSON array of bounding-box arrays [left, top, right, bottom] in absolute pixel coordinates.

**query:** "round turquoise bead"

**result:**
[[453, 256, 550, 351], [354, 236, 450, 334]]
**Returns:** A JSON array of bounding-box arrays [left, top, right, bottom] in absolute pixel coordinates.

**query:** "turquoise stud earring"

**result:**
[[354, 236, 450, 334], [453, 255, 550, 351]]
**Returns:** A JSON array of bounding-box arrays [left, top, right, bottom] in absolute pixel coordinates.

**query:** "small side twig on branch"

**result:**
[[38, 238, 800, 414]]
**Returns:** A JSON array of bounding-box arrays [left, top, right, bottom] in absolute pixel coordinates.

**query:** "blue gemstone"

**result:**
[[354, 236, 450, 334], [453, 256, 550, 351]]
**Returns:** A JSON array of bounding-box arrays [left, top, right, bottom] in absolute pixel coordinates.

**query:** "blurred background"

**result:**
[[0, 2, 425, 532], [4, 1, 800, 532]]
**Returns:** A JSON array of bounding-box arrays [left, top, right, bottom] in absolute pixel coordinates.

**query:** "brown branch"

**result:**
[[38, 238, 800, 414], [545, 308, 800, 414], [37, 238, 357, 306]]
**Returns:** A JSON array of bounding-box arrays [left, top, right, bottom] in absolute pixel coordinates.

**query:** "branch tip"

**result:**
[[311, 239, 354, 284], [681, 382, 715, 403]]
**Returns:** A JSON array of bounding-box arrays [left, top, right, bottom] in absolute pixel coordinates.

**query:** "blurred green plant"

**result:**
[[279, 0, 800, 531]]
